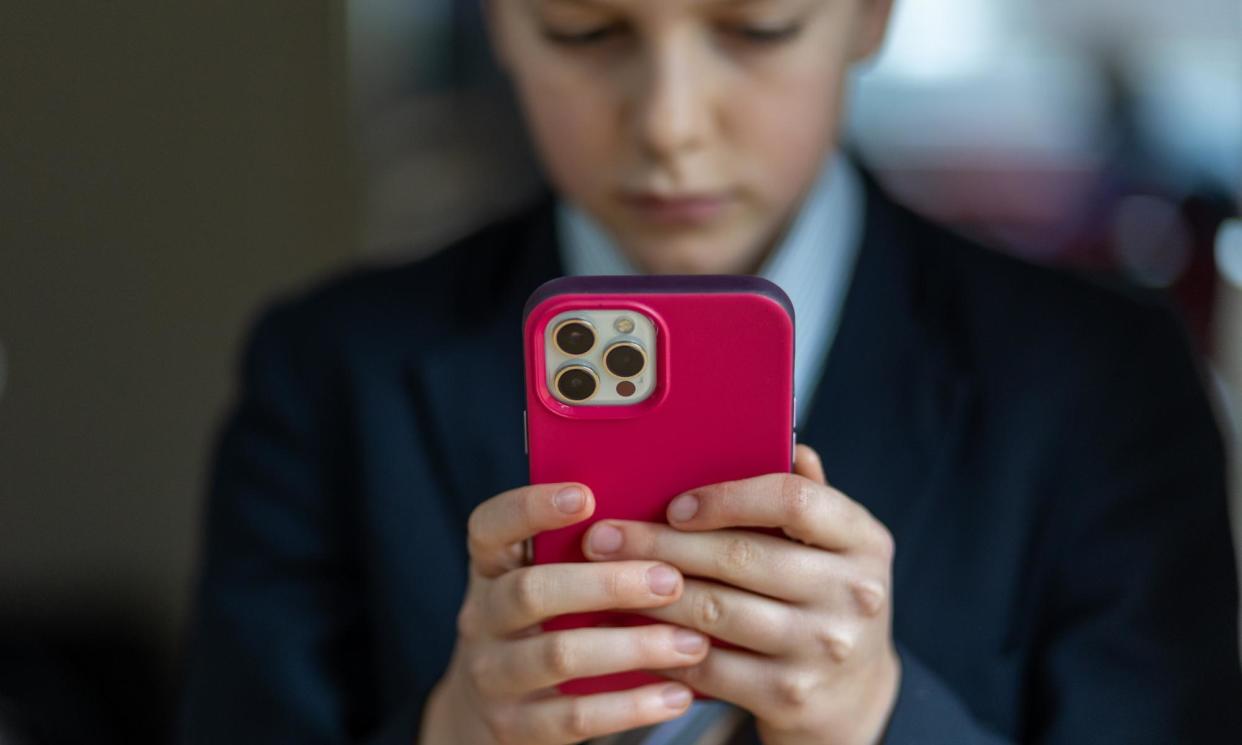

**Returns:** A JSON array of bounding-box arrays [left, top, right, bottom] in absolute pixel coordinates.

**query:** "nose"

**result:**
[[631, 36, 713, 161]]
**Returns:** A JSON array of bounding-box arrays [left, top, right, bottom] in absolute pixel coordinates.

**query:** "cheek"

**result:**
[[513, 63, 618, 198], [732, 67, 846, 206]]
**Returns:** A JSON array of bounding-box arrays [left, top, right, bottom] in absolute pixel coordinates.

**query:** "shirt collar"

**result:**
[[556, 153, 865, 424]]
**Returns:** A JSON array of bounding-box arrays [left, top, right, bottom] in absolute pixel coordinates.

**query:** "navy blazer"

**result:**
[[181, 174, 1242, 744]]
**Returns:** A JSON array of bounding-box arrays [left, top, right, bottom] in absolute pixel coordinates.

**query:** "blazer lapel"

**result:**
[[800, 172, 974, 582], [406, 199, 563, 531]]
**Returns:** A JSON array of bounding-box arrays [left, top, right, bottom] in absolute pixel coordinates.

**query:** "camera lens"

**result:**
[[554, 320, 595, 356], [555, 365, 598, 402], [604, 342, 646, 379]]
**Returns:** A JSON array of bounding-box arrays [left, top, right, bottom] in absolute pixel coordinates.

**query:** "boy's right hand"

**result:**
[[418, 482, 707, 745]]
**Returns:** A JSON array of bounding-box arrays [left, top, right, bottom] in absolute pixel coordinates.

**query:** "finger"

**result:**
[[632, 579, 797, 655], [468, 483, 595, 578], [794, 444, 827, 486], [583, 521, 826, 602], [513, 682, 694, 744], [658, 646, 820, 725], [486, 561, 684, 635], [474, 624, 709, 696], [664, 472, 890, 554]]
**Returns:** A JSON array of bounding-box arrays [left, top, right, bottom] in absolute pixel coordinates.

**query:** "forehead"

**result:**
[[533, 0, 810, 13]]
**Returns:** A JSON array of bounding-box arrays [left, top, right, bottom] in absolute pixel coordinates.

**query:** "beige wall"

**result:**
[[0, 2, 355, 661]]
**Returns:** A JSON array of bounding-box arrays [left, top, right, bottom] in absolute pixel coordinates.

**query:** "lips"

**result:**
[[620, 191, 733, 225]]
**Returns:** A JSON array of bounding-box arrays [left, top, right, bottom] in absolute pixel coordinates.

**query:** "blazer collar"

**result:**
[[408, 175, 974, 547]]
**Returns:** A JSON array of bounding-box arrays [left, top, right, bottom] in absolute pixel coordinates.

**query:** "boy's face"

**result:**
[[489, 0, 893, 274]]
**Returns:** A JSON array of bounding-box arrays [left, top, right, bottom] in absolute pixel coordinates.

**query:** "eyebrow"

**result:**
[[539, 0, 613, 8]]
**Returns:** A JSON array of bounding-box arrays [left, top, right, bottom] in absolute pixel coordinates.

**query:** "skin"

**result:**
[[420, 481, 710, 743], [421, 1, 899, 742], [587, 446, 899, 745], [487, 0, 894, 275], [420, 449, 900, 745]]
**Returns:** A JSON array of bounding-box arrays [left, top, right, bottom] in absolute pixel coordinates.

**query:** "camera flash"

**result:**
[[614, 317, 635, 334]]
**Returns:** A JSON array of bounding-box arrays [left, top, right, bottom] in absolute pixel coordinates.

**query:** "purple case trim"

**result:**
[[523, 275, 795, 325]]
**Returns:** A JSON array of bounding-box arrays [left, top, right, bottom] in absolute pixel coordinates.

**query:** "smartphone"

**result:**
[[523, 275, 795, 696]]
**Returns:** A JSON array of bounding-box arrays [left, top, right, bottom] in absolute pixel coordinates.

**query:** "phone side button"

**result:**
[[523, 409, 529, 455], [792, 395, 798, 468]]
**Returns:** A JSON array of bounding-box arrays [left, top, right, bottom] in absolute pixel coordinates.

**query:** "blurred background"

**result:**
[[1, 0, 1239, 741]]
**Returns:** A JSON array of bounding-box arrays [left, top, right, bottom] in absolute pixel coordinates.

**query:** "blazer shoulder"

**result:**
[[242, 199, 556, 360], [910, 209, 1192, 372], [895, 212, 1226, 528], [882, 201, 1212, 447]]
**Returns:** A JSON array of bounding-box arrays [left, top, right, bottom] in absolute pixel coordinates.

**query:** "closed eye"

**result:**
[[729, 24, 803, 44], [542, 24, 625, 46]]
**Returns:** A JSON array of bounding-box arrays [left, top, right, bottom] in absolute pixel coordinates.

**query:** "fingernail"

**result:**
[[589, 523, 624, 554], [668, 494, 699, 522], [554, 487, 584, 514], [673, 629, 707, 654], [661, 684, 692, 709], [647, 565, 679, 596]]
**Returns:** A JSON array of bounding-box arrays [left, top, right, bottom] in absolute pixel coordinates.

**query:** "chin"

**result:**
[[623, 233, 755, 276]]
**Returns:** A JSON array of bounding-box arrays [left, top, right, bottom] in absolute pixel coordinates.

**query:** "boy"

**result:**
[[182, 2, 1242, 743]]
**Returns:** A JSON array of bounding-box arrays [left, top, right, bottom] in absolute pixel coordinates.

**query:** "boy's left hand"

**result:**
[[581, 444, 900, 745]]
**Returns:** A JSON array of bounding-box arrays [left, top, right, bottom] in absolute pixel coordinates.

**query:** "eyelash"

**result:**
[[731, 25, 803, 44], [541, 25, 623, 46], [541, 23, 803, 48]]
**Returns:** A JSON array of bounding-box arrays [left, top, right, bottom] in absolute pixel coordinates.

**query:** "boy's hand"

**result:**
[[581, 445, 901, 745], [420, 481, 707, 745]]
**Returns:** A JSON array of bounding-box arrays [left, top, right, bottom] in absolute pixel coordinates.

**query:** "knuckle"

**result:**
[[814, 625, 855, 663], [467, 651, 493, 691], [773, 668, 818, 711], [544, 633, 577, 678], [601, 565, 629, 602], [873, 524, 896, 560], [781, 476, 815, 524], [466, 507, 483, 539], [627, 687, 651, 722], [692, 588, 725, 631], [719, 535, 757, 574], [629, 523, 660, 561], [466, 506, 490, 547], [511, 568, 546, 618], [456, 602, 481, 640], [465, 533, 487, 562], [562, 697, 593, 741], [852, 579, 888, 618], [518, 489, 539, 527], [768, 604, 799, 641], [481, 706, 511, 744]]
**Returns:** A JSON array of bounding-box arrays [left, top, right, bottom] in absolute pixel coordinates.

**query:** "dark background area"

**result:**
[[1, 2, 353, 741], [1, 1, 1238, 742]]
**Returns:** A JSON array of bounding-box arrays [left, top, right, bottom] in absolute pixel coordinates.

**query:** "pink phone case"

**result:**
[[523, 276, 795, 696]]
